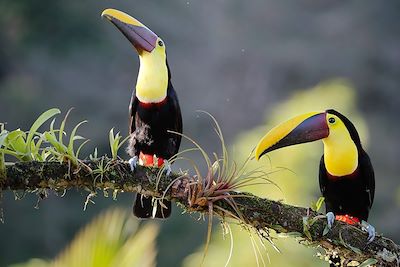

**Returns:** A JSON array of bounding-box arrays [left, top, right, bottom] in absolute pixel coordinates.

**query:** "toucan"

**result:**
[[102, 9, 182, 219], [255, 109, 376, 243]]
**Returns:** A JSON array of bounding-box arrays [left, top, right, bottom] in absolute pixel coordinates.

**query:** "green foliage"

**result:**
[[184, 80, 366, 267], [358, 258, 378, 267], [0, 123, 6, 177], [0, 108, 60, 161], [0, 108, 93, 167], [42, 109, 88, 165], [109, 128, 130, 160], [310, 197, 325, 212], [10, 208, 159, 267]]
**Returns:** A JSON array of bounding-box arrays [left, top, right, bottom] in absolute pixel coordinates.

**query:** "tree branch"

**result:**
[[0, 159, 399, 267]]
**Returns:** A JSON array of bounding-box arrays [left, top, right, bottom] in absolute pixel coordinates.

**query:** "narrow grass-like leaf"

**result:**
[[303, 217, 312, 240], [59, 108, 73, 146], [0, 148, 20, 157], [358, 258, 378, 267], [316, 197, 325, 212], [26, 108, 60, 152], [67, 120, 87, 159], [322, 225, 330, 236], [76, 139, 90, 160]]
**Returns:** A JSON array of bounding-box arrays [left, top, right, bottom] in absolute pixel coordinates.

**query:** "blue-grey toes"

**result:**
[[326, 212, 335, 229], [163, 160, 171, 176], [362, 221, 376, 243], [129, 156, 138, 172]]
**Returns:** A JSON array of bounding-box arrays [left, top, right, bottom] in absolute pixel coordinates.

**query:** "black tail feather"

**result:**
[[133, 193, 172, 219]]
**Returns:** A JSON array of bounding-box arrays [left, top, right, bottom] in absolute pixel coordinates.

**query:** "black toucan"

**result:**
[[102, 9, 182, 219], [254, 110, 375, 243]]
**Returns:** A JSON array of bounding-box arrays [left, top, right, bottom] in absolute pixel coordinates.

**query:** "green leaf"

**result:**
[[0, 128, 6, 176], [0, 130, 8, 148], [59, 110, 70, 146], [310, 196, 325, 212], [322, 225, 330, 236], [315, 197, 325, 211], [358, 258, 378, 267], [348, 244, 362, 254], [0, 148, 21, 157], [6, 129, 27, 153], [303, 217, 312, 240], [44, 131, 66, 154], [277, 232, 302, 238], [89, 147, 98, 160], [67, 120, 87, 159], [26, 108, 61, 151], [10, 208, 159, 267], [76, 139, 90, 160], [109, 128, 125, 160], [109, 128, 115, 143]]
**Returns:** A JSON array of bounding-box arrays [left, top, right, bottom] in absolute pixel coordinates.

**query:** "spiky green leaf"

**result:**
[[26, 108, 60, 151]]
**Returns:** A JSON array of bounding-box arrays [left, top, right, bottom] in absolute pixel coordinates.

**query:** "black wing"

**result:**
[[166, 86, 182, 157], [319, 155, 327, 195], [129, 88, 138, 135], [359, 149, 375, 210], [318, 155, 333, 211]]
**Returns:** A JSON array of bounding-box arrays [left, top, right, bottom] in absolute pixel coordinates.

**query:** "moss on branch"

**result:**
[[0, 159, 399, 267]]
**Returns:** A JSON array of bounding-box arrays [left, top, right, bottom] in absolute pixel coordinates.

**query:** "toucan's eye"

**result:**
[[328, 117, 336, 124], [158, 40, 163, 47]]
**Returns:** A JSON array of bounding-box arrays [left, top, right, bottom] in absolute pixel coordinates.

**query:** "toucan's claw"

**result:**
[[362, 221, 376, 243], [326, 212, 335, 229], [164, 160, 171, 176], [129, 156, 138, 172]]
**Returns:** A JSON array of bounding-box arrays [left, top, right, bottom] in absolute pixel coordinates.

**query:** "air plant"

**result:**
[[158, 111, 282, 266], [109, 128, 130, 160]]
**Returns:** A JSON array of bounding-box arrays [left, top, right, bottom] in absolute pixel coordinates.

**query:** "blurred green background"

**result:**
[[0, 1, 399, 266]]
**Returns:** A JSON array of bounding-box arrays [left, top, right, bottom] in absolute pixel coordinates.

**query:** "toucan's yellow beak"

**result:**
[[255, 111, 329, 160], [102, 8, 158, 53]]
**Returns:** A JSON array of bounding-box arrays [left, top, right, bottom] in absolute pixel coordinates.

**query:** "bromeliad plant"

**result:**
[[157, 111, 282, 266]]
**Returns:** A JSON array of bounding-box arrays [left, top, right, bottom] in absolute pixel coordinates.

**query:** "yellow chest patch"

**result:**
[[136, 48, 168, 103], [322, 124, 358, 176]]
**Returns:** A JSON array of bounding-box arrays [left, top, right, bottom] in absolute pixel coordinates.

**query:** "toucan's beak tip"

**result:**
[[100, 8, 158, 53], [101, 9, 113, 19], [254, 149, 266, 161]]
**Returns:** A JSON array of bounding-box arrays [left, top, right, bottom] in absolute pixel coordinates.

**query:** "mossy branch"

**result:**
[[0, 159, 399, 267]]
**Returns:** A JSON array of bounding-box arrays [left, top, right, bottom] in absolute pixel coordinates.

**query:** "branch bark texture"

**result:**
[[0, 159, 399, 267]]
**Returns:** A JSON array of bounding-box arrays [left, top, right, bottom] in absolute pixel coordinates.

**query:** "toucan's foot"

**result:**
[[129, 156, 138, 172], [362, 221, 376, 243], [326, 212, 335, 229], [163, 160, 171, 176]]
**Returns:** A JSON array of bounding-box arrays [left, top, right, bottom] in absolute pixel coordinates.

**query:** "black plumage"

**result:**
[[128, 73, 182, 219], [319, 110, 375, 222]]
